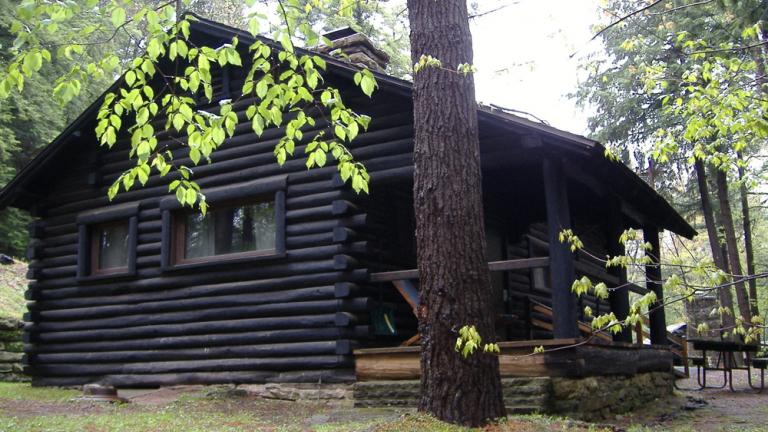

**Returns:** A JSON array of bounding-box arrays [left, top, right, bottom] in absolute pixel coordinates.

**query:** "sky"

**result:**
[[469, 0, 604, 136]]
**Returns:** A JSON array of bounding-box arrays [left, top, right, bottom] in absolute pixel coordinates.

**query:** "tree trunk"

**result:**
[[746, 42, 765, 319], [694, 159, 735, 332], [406, 0, 505, 425], [736, 154, 758, 318], [714, 167, 752, 325]]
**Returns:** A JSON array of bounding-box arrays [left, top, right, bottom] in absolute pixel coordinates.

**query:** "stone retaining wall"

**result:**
[[352, 372, 673, 420], [0, 318, 26, 382]]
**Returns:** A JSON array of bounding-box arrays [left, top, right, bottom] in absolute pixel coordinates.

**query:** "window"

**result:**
[[173, 200, 277, 264], [91, 221, 131, 274], [160, 176, 287, 270], [76, 203, 139, 280]]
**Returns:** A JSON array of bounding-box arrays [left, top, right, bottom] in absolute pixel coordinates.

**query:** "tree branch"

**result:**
[[589, 0, 667, 43]]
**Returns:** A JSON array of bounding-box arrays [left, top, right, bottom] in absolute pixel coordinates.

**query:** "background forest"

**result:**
[[1, 0, 767, 332]]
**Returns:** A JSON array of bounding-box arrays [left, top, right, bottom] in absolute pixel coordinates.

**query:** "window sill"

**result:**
[[161, 250, 286, 273]]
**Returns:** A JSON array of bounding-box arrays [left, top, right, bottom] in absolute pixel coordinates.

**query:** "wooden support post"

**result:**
[[644, 226, 668, 345], [608, 200, 633, 343], [542, 157, 579, 339]]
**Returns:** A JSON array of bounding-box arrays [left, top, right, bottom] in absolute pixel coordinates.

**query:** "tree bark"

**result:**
[[714, 167, 752, 325], [736, 154, 758, 318], [694, 159, 735, 332], [407, 0, 505, 425]]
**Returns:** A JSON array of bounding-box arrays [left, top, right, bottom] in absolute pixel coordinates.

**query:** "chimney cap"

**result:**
[[323, 27, 358, 41], [316, 27, 390, 72]]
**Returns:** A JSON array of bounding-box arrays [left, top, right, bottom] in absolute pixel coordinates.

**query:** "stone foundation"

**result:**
[[237, 383, 354, 406], [352, 372, 673, 420], [0, 318, 26, 382], [550, 372, 673, 419]]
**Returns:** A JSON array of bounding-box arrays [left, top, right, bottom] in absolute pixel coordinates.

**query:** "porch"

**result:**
[[354, 338, 674, 381], [363, 252, 688, 379]]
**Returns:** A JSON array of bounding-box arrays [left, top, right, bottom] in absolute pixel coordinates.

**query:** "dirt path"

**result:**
[[609, 373, 768, 431]]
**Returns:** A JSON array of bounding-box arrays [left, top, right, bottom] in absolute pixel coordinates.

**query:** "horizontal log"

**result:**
[[31, 369, 356, 387], [286, 214, 367, 237], [27, 340, 354, 364], [369, 257, 550, 282], [29, 312, 362, 344], [26, 326, 372, 354], [286, 232, 334, 249], [29, 355, 353, 377], [30, 257, 357, 292], [286, 190, 353, 209], [28, 296, 371, 324], [28, 270, 367, 305], [28, 285, 341, 327]]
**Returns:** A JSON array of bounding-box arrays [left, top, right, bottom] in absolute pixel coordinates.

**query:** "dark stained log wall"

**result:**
[[21, 42, 417, 386]]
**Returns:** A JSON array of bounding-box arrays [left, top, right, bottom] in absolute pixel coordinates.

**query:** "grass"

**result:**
[[0, 382, 79, 401], [0, 383, 613, 432], [1, 382, 765, 432], [0, 261, 27, 320]]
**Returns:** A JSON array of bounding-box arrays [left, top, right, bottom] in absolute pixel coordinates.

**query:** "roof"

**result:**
[[0, 14, 696, 239]]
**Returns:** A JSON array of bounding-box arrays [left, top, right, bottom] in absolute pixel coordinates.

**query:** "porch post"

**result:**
[[644, 226, 668, 345], [608, 200, 633, 343], [542, 157, 579, 339]]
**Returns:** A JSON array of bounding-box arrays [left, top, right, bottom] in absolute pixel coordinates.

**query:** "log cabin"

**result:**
[[0, 16, 695, 390]]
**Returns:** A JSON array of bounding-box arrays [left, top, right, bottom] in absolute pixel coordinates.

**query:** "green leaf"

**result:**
[[169, 114, 182, 131], [347, 121, 359, 141], [334, 125, 346, 141], [256, 80, 268, 98], [190, 148, 201, 164], [185, 188, 197, 205], [111, 8, 126, 28], [360, 75, 376, 97], [314, 150, 326, 167]]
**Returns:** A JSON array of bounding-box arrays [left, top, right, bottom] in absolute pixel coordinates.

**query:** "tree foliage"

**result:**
[[0, 0, 112, 256], [576, 0, 768, 339], [0, 0, 377, 219]]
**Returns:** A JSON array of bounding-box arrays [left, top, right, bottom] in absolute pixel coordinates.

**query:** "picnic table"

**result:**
[[690, 339, 764, 392]]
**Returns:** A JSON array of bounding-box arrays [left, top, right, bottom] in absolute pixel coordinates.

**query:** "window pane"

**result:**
[[184, 212, 216, 259], [182, 201, 275, 260], [228, 202, 275, 253], [96, 223, 129, 270]]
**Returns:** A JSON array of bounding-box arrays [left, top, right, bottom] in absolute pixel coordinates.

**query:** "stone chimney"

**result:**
[[318, 27, 390, 72]]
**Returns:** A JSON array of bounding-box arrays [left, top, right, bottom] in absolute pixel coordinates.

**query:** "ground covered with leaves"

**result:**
[[0, 380, 766, 432]]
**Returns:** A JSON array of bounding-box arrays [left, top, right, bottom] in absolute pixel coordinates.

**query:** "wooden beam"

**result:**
[[368, 257, 550, 282], [392, 280, 419, 314], [354, 338, 581, 356], [608, 199, 633, 343], [489, 257, 549, 272], [644, 226, 668, 345], [627, 283, 649, 295], [542, 157, 579, 339]]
